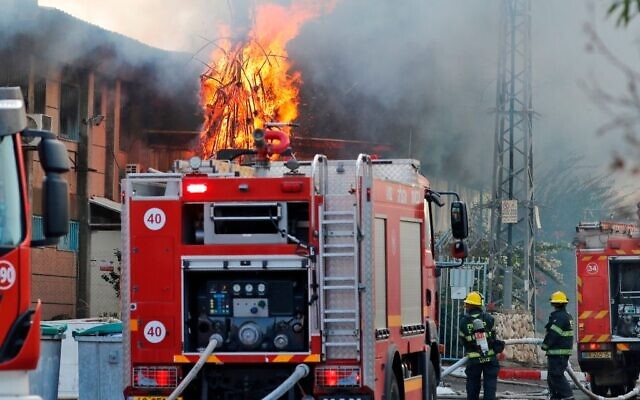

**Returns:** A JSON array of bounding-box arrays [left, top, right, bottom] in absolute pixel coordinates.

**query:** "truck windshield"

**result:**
[[0, 135, 24, 251]]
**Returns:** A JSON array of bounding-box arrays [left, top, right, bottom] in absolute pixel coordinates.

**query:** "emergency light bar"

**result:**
[[186, 183, 207, 193]]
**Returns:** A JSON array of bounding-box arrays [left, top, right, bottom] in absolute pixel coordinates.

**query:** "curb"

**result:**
[[448, 367, 588, 382]]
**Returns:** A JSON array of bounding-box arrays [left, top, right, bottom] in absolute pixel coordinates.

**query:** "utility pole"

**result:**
[[489, 0, 535, 312]]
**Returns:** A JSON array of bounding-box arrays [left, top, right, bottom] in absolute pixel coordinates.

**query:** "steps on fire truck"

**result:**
[[319, 194, 361, 360]]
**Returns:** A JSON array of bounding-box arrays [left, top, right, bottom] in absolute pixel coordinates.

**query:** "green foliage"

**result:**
[[608, 0, 640, 27], [101, 249, 122, 298]]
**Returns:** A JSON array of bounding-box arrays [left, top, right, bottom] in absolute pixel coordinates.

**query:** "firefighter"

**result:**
[[459, 291, 502, 400], [542, 291, 575, 400]]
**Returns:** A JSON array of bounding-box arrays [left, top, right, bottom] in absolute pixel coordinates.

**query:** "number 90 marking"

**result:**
[[0, 261, 17, 290]]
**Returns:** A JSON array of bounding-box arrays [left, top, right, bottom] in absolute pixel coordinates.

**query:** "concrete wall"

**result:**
[[89, 230, 121, 317]]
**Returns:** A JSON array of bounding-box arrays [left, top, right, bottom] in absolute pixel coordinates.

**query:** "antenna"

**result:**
[[488, 0, 536, 313]]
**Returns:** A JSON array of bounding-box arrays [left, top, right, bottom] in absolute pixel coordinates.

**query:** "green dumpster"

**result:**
[[73, 322, 123, 400], [28, 324, 67, 400]]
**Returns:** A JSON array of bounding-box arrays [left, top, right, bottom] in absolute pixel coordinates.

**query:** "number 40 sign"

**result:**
[[144, 320, 167, 343], [143, 208, 166, 231]]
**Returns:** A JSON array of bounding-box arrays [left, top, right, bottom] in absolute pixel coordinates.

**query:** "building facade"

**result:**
[[1, 0, 201, 318]]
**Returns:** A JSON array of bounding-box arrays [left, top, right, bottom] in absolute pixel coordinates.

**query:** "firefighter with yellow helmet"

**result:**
[[542, 291, 575, 400], [459, 291, 503, 400]]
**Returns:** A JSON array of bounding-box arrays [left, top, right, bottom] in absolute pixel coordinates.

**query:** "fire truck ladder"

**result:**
[[315, 158, 361, 360]]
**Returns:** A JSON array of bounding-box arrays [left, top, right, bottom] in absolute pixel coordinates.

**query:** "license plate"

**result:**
[[133, 397, 182, 400], [582, 351, 612, 359]]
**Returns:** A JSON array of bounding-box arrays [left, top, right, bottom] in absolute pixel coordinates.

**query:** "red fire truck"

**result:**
[[0, 87, 69, 397], [575, 219, 640, 396], [121, 129, 469, 399]]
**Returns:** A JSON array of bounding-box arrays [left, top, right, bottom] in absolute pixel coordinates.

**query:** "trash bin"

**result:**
[[28, 324, 67, 400], [73, 322, 123, 400]]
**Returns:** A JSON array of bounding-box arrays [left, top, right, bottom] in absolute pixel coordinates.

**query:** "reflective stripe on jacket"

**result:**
[[542, 308, 574, 355]]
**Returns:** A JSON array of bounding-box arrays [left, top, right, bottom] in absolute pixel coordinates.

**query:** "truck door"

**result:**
[[610, 258, 640, 339]]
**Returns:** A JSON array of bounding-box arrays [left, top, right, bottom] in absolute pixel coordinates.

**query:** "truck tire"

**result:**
[[421, 351, 437, 400], [389, 376, 400, 400], [590, 376, 608, 396], [610, 385, 625, 396], [626, 372, 639, 398], [425, 359, 437, 400]]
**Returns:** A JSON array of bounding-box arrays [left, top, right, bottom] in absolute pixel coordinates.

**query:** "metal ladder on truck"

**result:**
[[313, 155, 361, 361]]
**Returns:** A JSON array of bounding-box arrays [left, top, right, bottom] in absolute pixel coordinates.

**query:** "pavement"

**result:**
[[439, 359, 592, 399]]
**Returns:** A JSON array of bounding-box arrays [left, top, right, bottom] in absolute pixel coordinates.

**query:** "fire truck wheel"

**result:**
[[610, 384, 625, 397], [421, 351, 437, 400], [626, 376, 639, 396], [589, 377, 607, 396], [388, 376, 400, 400], [425, 360, 437, 400]]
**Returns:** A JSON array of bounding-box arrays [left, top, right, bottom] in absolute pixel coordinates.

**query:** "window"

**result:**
[[57, 220, 79, 252], [94, 83, 103, 116], [60, 83, 80, 141], [31, 216, 79, 252], [34, 78, 46, 114], [0, 136, 24, 251], [31, 215, 44, 241]]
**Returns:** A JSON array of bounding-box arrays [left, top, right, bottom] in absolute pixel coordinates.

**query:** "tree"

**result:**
[[101, 249, 122, 298], [585, 1, 640, 175], [608, 0, 640, 26]]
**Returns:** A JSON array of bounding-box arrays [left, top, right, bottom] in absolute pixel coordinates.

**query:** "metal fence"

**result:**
[[438, 259, 488, 361]]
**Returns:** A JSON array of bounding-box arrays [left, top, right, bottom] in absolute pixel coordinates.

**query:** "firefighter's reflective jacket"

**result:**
[[542, 308, 574, 356], [459, 310, 497, 364]]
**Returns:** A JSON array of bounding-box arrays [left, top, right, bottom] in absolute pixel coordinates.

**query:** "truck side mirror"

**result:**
[[39, 138, 70, 173], [43, 174, 69, 237], [39, 138, 70, 238], [451, 201, 468, 239]]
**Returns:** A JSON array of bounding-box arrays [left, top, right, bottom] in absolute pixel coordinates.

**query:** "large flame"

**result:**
[[199, 1, 335, 158]]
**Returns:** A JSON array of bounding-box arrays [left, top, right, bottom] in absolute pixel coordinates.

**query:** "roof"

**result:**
[[89, 196, 121, 214]]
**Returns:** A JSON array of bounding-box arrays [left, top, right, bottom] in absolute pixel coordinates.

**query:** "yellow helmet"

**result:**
[[464, 291, 483, 306], [550, 291, 569, 304]]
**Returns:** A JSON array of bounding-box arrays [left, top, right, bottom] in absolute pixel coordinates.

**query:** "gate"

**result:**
[[437, 259, 488, 361]]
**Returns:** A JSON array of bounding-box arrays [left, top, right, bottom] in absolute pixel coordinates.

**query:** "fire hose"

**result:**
[[441, 338, 640, 399], [565, 363, 640, 400], [261, 364, 310, 400], [166, 333, 308, 400], [167, 333, 222, 400]]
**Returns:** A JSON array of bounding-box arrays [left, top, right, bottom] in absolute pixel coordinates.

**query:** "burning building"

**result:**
[[0, 0, 202, 318], [197, 0, 392, 160]]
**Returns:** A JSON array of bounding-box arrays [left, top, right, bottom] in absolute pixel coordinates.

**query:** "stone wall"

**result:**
[[493, 311, 545, 365]]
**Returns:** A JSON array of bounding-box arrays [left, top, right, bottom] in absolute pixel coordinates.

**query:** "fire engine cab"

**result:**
[[576, 219, 640, 397], [0, 86, 69, 399], [121, 129, 468, 400]]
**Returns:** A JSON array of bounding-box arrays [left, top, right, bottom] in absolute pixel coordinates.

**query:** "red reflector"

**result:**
[[186, 183, 207, 193], [281, 181, 303, 193], [325, 369, 338, 386], [589, 343, 599, 351], [132, 366, 179, 388], [156, 369, 169, 387]]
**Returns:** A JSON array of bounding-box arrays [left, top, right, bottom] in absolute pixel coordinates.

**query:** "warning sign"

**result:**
[[501, 200, 518, 224]]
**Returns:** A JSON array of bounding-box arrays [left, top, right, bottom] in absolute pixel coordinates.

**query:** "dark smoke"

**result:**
[[12, 0, 640, 197], [286, 0, 500, 187], [0, 0, 201, 102]]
